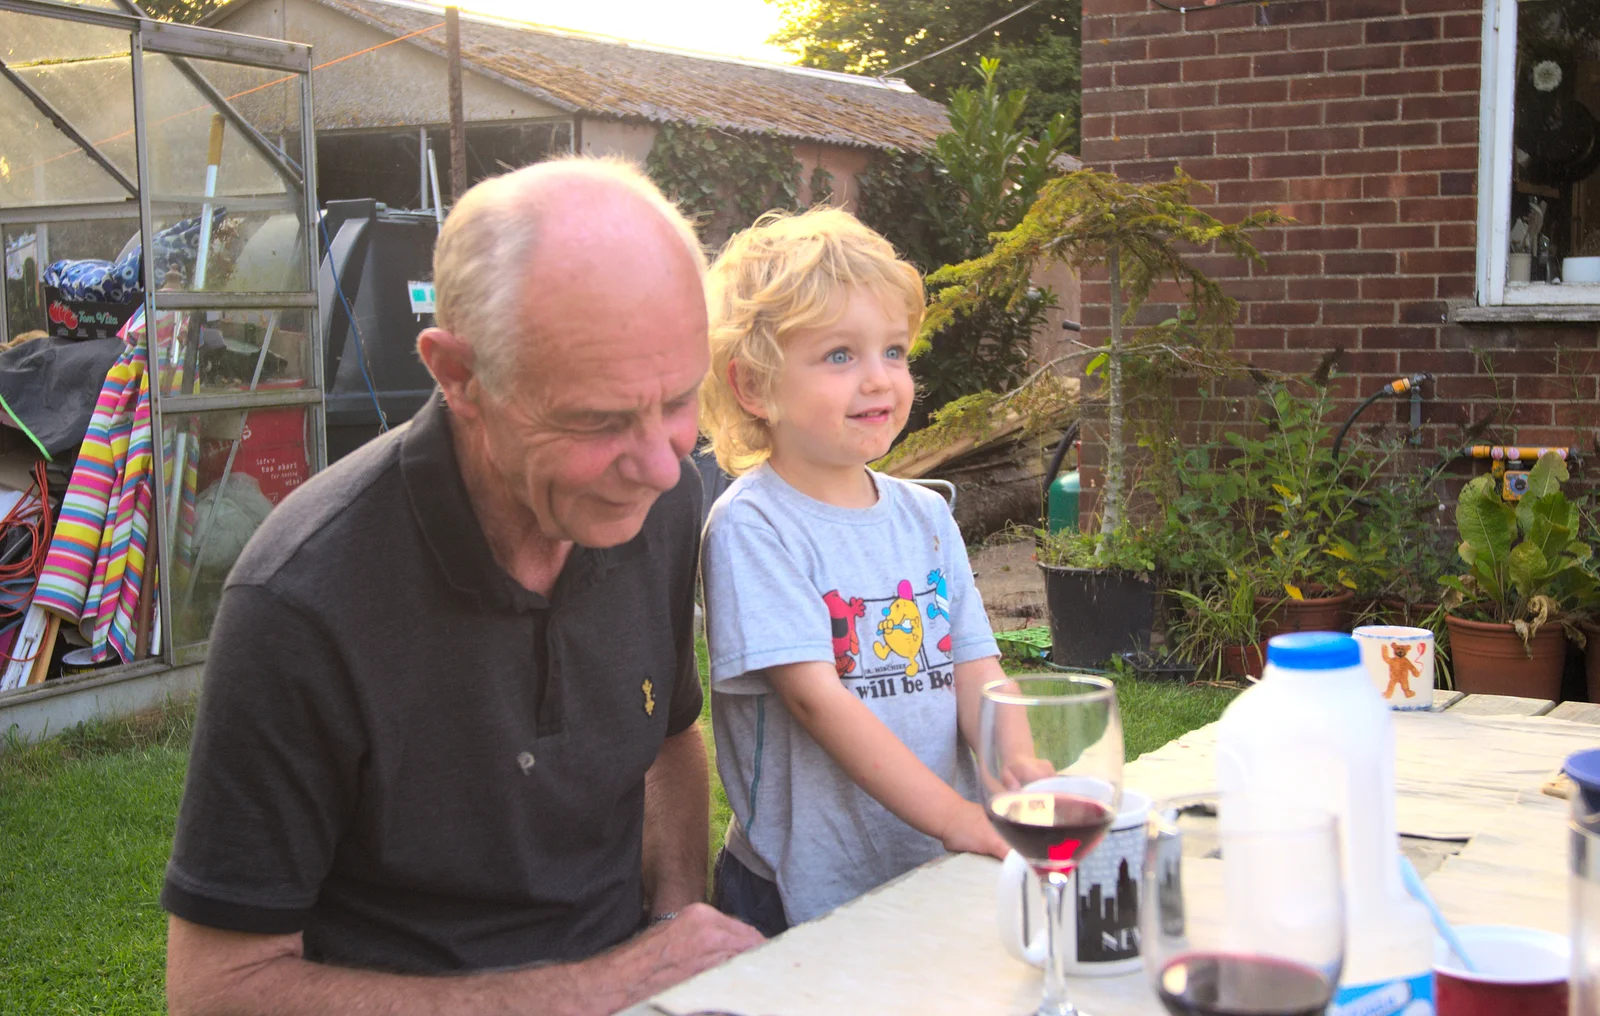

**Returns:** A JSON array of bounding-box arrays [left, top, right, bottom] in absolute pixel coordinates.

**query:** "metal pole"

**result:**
[[447, 6, 467, 203], [301, 68, 327, 478], [132, 29, 174, 663], [0, 231, 9, 344], [418, 127, 430, 210], [427, 144, 445, 228]]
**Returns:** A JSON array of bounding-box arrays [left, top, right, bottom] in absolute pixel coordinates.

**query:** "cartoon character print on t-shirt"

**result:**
[[821, 570, 957, 697], [823, 590, 867, 676]]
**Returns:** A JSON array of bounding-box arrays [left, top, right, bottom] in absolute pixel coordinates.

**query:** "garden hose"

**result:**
[[1039, 317, 1086, 491], [1043, 420, 1082, 492], [1332, 374, 1431, 460]]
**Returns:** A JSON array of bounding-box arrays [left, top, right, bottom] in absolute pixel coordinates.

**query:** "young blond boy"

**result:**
[[699, 208, 1009, 935]]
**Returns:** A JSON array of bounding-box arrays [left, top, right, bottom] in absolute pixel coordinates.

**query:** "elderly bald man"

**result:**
[[162, 158, 763, 1015]]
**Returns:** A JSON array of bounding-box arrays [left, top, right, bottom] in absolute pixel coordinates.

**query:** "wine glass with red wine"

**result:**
[[1141, 792, 1345, 1016], [978, 675, 1123, 1016]]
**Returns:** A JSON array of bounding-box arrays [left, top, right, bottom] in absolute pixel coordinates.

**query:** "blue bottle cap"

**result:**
[[1565, 749, 1600, 824], [1265, 632, 1361, 670]]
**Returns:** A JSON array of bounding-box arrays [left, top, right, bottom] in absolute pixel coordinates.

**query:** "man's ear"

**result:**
[[417, 327, 480, 419], [726, 358, 769, 423]]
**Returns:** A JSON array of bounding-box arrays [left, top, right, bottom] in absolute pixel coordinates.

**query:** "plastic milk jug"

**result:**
[[1215, 632, 1435, 1016]]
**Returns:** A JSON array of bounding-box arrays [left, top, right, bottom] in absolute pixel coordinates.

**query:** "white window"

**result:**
[[1476, 0, 1600, 306]]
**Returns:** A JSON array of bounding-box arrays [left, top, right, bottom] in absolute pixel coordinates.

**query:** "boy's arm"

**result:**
[[954, 658, 1058, 792], [953, 654, 1005, 756], [767, 661, 1008, 860]]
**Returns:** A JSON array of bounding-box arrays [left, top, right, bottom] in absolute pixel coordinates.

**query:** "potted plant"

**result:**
[[1035, 522, 1157, 668], [1578, 500, 1600, 701], [1224, 380, 1399, 637], [1441, 452, 1597, 698], [1168, 572, 1265, 681], [1339, 458, 1455, 627]]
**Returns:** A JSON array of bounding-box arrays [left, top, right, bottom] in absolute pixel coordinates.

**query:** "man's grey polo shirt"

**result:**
[[161, 391, 703, 974]]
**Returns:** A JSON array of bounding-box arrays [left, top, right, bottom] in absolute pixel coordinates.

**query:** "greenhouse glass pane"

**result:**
[[10, 56, 137, 184], [25, 0, 130, 13], [0, 73, 131, 206], [4, 216, 142, 341], [140, 53, 295, 202], [149, 306, 312, 399], [140, 52, 309, 292], [0, 11, 131, 65], [182, 58, 300, 149], [163, 405, 313, 648]]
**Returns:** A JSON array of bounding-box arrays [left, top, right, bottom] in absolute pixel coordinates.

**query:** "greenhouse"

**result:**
[[0, 0, 322, 713]]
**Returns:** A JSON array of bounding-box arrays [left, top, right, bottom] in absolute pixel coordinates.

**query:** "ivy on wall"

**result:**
[[646, 122, 804, 246]]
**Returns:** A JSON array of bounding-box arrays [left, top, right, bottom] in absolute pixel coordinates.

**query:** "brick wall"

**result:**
[[1074, 0, 1600, 520]]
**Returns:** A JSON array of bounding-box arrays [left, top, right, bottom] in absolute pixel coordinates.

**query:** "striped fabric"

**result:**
[[34, 308, 198, 663]]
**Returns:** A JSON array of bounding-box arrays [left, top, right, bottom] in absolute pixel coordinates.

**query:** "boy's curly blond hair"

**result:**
[[699, 207, 924, 475]]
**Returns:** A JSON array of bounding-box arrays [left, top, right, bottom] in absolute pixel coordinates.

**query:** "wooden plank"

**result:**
[[1449, 693, 1555, 717], [1549, 701, 1600, 724], [24, 614, 60, 686], [1433, 689, 1465, 711]]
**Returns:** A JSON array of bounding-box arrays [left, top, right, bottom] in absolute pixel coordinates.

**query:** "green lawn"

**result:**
[[0, 643, 1233, 1013]]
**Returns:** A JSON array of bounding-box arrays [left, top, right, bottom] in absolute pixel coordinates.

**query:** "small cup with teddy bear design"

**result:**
[[1352, 625, 1435, 711]]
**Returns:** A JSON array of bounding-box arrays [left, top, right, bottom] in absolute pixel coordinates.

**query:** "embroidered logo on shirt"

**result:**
[[516, 751, 536, 774], [642, 678, 656, 717]]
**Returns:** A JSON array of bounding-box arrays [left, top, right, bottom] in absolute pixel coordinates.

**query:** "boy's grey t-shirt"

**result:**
[[702, 464, 1000, 924]]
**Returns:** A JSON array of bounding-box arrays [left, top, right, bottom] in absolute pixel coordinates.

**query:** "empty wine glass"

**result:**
[[979, 674, 1124, 1016], [1142, 792, 1345, 1016]]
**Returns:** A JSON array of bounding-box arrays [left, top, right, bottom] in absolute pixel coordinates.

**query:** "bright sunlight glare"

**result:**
[[457, 0, 796, 64]]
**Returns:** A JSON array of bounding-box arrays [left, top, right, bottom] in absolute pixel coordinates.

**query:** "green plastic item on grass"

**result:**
[[994, 625, 1052, 659]]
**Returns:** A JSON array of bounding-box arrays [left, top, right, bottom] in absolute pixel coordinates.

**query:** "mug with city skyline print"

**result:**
[[996, 789, 1152, 976]]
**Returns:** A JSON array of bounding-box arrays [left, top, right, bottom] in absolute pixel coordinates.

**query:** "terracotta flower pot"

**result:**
[[1444, 615, 1566, 700], [1219, 642, 1267, 680], [1255, 589, 1355, 638]]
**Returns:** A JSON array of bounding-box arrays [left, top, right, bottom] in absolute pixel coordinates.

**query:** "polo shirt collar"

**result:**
[[399, 391, 652, 613]]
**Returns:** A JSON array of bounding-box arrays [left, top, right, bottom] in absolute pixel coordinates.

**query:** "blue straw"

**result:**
[[1399, 854, 1477, 973]]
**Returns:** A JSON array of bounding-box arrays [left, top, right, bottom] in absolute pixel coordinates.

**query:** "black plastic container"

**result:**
[[318, 199, 441, 461], [1039, 564, 1156, 669]]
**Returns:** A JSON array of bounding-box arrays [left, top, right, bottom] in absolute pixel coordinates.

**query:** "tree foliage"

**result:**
[[770, 0, 1081, 147], [924, 169, 1284, 532], [856, 59, 1070, 424]]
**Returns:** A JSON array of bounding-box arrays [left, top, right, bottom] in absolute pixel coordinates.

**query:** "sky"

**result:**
[[458, 0, 796, 64]]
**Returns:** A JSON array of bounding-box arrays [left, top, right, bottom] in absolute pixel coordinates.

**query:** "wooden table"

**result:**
[[627, 693, 1600, 1016]]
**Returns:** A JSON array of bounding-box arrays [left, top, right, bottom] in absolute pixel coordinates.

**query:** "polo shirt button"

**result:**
[[516, 751, 536, 774]]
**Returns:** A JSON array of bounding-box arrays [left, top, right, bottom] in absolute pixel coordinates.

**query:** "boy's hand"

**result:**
[[940, 799, 1010, 860], [1000, 757, 1059, 790]]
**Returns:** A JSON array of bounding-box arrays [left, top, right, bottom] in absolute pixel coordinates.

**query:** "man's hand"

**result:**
[[166, 906, 763, 1016], [610, 903, 766, 997], [937, 799, 1009, 860]]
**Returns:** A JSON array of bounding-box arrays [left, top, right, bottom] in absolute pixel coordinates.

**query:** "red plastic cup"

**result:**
[[1433, 925, 1569, 1016]]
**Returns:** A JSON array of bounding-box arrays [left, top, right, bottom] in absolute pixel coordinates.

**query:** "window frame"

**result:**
[[1474, 0, 1600, 307]]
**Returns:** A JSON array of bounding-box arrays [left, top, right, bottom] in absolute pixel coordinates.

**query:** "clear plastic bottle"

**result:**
[[1215, 632, 1435, 1016]]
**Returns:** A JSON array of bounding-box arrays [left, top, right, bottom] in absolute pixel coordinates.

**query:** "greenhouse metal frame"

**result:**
[[1, 0, 325, 679]]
